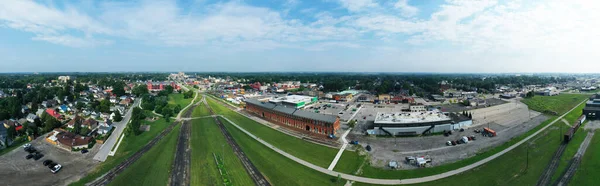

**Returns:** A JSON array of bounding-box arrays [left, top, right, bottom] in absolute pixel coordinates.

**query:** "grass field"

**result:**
[[70, 117, 172, 186], [108, 124, 181, 186], [191, 103, 211, 118], [521, 94, 589, 115], [190, 117, 253, 186], [169, 93, 193, 109], [219, 117, 342, 186], [205, 96, 339, 168], [570, 130, 600, 185], [333, 148, 366, 174]]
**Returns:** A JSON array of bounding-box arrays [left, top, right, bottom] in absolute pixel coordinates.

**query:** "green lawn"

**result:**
[[108, 124, 181, 186], [206, 96, 338, 168], [333, 148, 366, 174], [169, 93, 193, 109], [521, 94, 589, 115], [570, 130, 600, 185], [191, 103, 212, 118], [70, 117, 172, 186], [219, 117, 343, 186], [190, 117, 253, 186]]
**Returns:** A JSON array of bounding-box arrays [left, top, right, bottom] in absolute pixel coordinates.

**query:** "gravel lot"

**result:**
[[346, 100, 548, 169], [0, 134, 100, 186]]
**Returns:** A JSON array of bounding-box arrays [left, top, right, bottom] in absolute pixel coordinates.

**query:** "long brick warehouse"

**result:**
[[245, 99, 340, 136]]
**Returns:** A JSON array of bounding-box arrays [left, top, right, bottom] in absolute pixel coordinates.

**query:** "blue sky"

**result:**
[[0, 0, 598, 73]]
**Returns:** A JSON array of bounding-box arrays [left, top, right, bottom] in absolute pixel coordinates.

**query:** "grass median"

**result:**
[[70, 117, 171, 186], [219, 117, 341, 185], [190, 117, 253, 186], [570, 130, 600, 185], [108, 124, 181, 186]]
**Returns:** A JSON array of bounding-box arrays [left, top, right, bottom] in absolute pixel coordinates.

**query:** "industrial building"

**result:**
[[268, 95, 317, 109], [583, 94, 600, 119], [245, 99, 340, 136], [367, 111, 472, 136]]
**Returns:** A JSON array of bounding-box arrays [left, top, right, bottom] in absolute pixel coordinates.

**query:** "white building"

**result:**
[[367, 111, 472, 136]]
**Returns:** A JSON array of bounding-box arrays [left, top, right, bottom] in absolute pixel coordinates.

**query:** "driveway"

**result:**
[[93, 99, 141, 162]]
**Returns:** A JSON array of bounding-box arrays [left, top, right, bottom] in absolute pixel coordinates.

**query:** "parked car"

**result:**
[[43, 160, 53, 166], [24, 147, 36, 153], [81, 149, 89, 154], [459, 128, 465, 132], [32, 153, 44, 160], [446, 141, 452, 146], [350, 141, 359, 145], [25, 154, 34, 160], [50, 163, 62, 174], [22, 143, 32, 149]]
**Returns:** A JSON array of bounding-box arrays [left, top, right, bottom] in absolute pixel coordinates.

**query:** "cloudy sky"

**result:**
[[0, 0, 598, 73]]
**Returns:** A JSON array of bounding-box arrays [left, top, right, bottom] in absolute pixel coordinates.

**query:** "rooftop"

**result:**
[[374, 110, 451, 124], [269, 95, 315, 104]]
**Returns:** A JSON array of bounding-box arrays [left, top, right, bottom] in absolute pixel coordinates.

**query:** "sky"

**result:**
[[0, 0, 599, 73]]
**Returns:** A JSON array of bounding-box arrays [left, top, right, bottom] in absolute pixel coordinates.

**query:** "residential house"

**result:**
[[42, 100, 57, 108], [26, 113, 39, 123], [119, 98, 132, 106], [67, 116, 98, 130], [82, 119, 98, 130], [109, 95, 117, 104], [45, 108, 63, 120], [1, 120, 22, 131], [48, 130, 94, 151], [21, 105, 30, 114], [0, 90, 5, 98], [66, 116, 85, 128], [59, 105, 70, 113], [97, 125, 113, 135], [100, 113, 110, 119], [0, 126, 6, 146]]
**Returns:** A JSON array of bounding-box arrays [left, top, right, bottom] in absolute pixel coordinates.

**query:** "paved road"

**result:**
[[93, 99, 141, 162], [215, 99, 587, 185]]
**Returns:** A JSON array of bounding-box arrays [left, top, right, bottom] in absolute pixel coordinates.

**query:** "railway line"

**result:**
[[554, 132, 594, 186], [169, 120, 192, 186], [536, 142, 567, 186], [204, 100, 271, 186], [87, 120, 181, 186], [88, 103, 197, 186]]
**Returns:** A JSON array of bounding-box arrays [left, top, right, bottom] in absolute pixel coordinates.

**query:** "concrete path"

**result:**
[[176, 91, 198, 121], [216, 100, 587, 185], [328, 128, 352, 170], [347, 105, 363, 122], [562, 119, 572, 127], [93, 99, 141, 162]]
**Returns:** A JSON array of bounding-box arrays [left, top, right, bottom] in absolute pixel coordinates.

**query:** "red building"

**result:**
[[45, 109, 63, 120], [245, 99, 340, 136], [147, 81, 180, 92]]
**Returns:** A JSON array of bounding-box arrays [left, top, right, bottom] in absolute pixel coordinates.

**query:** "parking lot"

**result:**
[[0, 134, 100, 186], [343, 99, 548, 169]]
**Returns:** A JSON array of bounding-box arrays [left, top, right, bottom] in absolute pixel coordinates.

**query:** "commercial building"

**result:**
[[367, 111, 472, 136], [268, 95, 317, 109], [583, 94, 600, 119], [146, 81, 180, 92], [245, 99, 340, 136]]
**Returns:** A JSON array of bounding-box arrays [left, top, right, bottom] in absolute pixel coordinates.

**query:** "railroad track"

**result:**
[[88, 121, 180, 186], [169, 120, 191, 186], [88, 104, 197, 186], [554, 132, 595, 186], [204, 101, 271, 186], [536, 142, 568, 186]]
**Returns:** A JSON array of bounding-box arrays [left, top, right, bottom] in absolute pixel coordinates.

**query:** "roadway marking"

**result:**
[[328, 128, 352, 170]]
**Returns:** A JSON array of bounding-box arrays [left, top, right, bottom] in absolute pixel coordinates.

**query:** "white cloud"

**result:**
[[32, 35, 113, 47], [394, 0, 418, 17], [336, 0, 378, 12]]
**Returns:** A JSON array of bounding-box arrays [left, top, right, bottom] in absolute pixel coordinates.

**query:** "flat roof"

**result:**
[[246, 99, 337, 123], [374, 111, 451, 124], [269, 95, 315, 104]]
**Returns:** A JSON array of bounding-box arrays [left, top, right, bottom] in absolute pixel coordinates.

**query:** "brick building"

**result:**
[[147, 81, 180, 92], [245, 99, 340, 136]]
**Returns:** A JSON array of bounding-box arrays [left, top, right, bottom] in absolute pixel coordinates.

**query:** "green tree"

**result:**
[[6, 125, 16, 140], [164, 85, 174, 94], [73, 121, 82, 134], [112, 83, 126, 97], [162, 107, 173, 121], [80, 127, 89, 136], [348, 120, 356, 128], [76, 102, 86, 110], [99, 99, 111, 113], [113, 111, 123, 122], [132, 85, 149, 97]]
